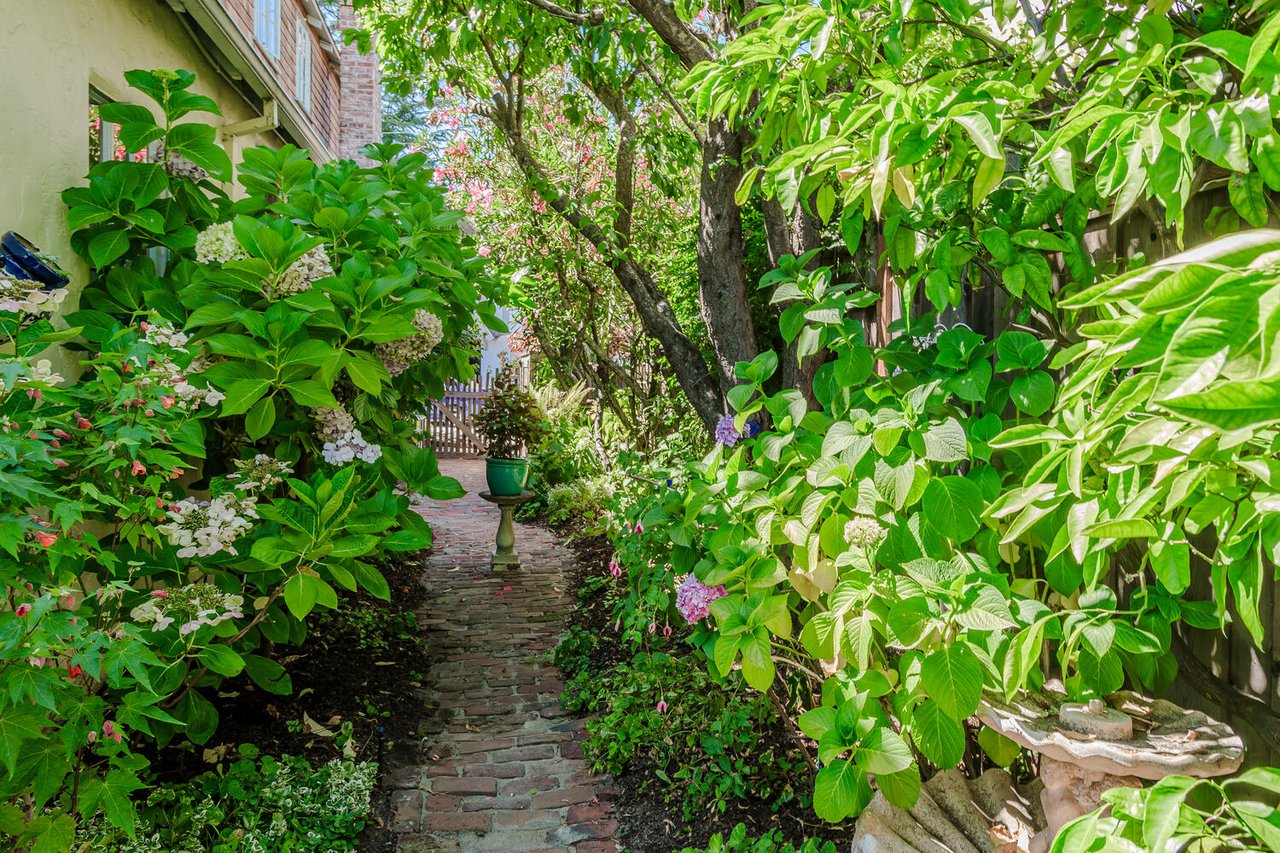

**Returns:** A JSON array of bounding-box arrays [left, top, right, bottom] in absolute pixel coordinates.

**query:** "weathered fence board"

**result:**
[[423, 364, 530, 457]]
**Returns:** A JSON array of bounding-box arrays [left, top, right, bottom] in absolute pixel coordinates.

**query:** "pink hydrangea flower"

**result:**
[[675, 574, 727, 624]]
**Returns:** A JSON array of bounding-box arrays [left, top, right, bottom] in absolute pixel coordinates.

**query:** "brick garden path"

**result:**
[[387, 458, 618, 853]]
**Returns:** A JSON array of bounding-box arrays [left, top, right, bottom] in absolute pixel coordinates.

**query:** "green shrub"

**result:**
[[0, 67, 499, 849], [74, 750, 376, 852], [562, 651, 805, 820], [677, 824, 837, 853]]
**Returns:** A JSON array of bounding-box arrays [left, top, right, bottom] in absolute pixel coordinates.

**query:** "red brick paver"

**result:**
[[390, 459, 617, 853]]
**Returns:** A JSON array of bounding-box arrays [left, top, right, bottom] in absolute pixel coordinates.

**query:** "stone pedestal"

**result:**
[[478, 490, 535, 569]]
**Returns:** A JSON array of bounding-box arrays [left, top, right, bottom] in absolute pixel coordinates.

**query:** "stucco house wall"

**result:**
[[0, 0, 382, 376], [0, 0, 279, 322]]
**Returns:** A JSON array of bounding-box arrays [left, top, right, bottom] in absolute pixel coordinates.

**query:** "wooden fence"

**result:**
[[422, 363, 531, 457]]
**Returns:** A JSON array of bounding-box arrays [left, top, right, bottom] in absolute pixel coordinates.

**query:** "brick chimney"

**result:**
[[337, 1, 382, 164]]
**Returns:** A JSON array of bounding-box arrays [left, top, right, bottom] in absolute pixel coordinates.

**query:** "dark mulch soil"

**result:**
[[544, 516, 857, 853], [146, 554, 434, 852]]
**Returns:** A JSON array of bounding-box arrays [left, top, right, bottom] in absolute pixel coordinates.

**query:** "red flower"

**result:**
[[15, 604, 31, 618], [76, 417, 91, 430], [131, 461, 146, 476], [34, 531, 58, 548], [52, 429, 70, 439], [160, 395, 175, 409], [67, 663, 83, 678]]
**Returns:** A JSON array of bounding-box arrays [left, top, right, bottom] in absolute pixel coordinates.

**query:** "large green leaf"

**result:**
[[922, 476, 982, 541], [813, 759, 870, 822], [1161, 377, 1280, 430], [912, 699, 965, 768], [921, 644, 983, 719]]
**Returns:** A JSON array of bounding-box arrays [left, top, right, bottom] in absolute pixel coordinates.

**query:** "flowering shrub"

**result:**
[[607, 254, 1190, 823], [74, 749, 376, 852], [0, 68, 502, 850]]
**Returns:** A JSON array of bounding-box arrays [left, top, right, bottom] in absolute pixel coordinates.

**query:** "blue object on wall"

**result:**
[[1, 232, 69, 289]]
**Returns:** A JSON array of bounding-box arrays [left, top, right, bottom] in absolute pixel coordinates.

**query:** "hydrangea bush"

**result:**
[[0, 69, 504, 850]]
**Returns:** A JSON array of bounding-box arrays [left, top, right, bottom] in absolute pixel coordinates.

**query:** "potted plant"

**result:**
[[474, 369, 547, 496]]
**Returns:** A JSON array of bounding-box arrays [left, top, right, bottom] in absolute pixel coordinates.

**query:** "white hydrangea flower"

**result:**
[[157, 494, 257, 558], [140, 318, 189, 351], [0, 275, 67, 317], [130, 583, 244, 634], [321, 429, 382, 465], [272, 245, 334, 297], [313, 406, 356, 442], [373, 310, 445, 376], [0, 357, 64, 391], [227, 454, 293, 492], [173, 377, 224, 410], [194, 222, 249, 265], [844, 516, 887, 548]]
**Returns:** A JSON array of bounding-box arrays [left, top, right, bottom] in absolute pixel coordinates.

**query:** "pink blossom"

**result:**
[[663, 625, 672, 638], [675, 574, 728, 624], [102, 720, 122, 743], [656, 700, 668, 714], [87, 730, 97, 743], [478, 246, 492, 258], [15, 603, 31, 618], [131, 461, 146, 476], [151, 589, 169, 599], [609, 561, 621, 577]]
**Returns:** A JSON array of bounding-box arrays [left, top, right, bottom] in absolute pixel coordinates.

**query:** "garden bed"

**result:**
[[146, 553, 433, 852], [549, 518, 856, 852]]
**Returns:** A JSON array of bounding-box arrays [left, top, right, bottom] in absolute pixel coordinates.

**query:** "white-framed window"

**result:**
[[295, 18, 313, 111], [254, 0, 282, 59]]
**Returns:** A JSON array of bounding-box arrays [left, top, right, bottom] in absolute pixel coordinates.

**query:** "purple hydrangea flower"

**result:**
[[675, 573, 728, 624], [715, 414, 741, 447]]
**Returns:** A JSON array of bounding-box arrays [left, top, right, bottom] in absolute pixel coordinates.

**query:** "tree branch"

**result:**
[[519, 0, 605, 26], [626, 0, 714, 68]]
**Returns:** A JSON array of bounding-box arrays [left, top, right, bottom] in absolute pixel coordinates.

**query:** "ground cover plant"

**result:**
[[0, 68, 502, 851]]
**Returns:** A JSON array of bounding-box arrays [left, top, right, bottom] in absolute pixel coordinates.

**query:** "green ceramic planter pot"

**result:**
[[486, 457, 529, 497]]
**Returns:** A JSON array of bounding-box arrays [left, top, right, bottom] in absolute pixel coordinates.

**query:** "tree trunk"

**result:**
[[698, 119, 759, 392]]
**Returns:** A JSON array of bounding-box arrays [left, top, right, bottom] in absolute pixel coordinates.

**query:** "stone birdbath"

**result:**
[[478, 490, 535, 570], [978, 686, 1244, 853]]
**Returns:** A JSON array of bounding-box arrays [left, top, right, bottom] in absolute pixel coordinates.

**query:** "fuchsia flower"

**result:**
[[609, 560, 621, 577], [15, 604, 31, 618], [675, 574, 728, 624], [634, 522, 644, 535]]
